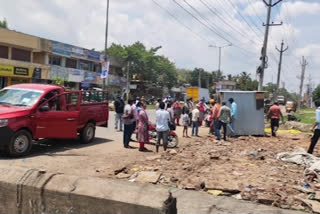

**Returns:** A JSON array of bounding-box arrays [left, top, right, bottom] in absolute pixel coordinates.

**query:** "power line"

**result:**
[[151, 0, 213, 44], [172, 0, 232, 44], [200, 0, 261, 45]]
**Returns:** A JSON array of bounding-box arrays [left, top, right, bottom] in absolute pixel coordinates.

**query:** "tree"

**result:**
[[0, 19, 7, 29], [313, 84, 320, 102], [235, 72, 258, 91], [107, 42, 178, 89]]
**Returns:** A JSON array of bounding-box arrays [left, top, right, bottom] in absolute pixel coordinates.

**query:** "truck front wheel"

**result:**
[[7, 130, 32, 157], [80, 123, 96, 144]]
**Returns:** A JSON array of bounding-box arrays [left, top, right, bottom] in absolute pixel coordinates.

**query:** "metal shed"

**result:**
[[220, 91, 265, 136]]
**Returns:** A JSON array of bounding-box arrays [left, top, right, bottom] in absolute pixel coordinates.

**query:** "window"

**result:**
[[49, 56, 61, 66], [79, 60, 93, 71], [0, 45, 8, 59], [66, 58, 77, 68], [94, 63, 101, 73], [11, 48, 31, 62], [0, 88, 43, 107]]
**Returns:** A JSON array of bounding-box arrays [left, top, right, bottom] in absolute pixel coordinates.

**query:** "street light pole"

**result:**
[[209, 43, 232, 73], [102, 0, 110, 91]]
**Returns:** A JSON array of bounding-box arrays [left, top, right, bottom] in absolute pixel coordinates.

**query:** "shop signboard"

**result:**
[[84, 71, 96, 83], [107, 75, 127, 87], [50, 65, 68, 80], [68, 69, 84, 83], [32, 68, 42, 79], [88, 50, 101, 61], [0, 64, 33, 78], [71, 46, 86, 58], [51, 41, 71, 56]]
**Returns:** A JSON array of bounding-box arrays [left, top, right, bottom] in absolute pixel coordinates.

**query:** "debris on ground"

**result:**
[[112, 133, 318, 211]]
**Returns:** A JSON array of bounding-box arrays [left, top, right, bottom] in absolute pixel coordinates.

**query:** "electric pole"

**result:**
[[102, 0, 110, 91], [257, 0, 283, 91], [274, 40, 288, 102], [297, 56, 308, 111], [198, 70, 201, 88]]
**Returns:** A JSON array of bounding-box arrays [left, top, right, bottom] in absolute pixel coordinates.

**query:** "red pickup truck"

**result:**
[[0, 84, 109, 157]]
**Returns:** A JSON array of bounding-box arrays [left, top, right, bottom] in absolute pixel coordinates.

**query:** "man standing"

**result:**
[[228, 98, 237, 136], [192, 105, 200, 137], [122, 99, 135, 148], [114, 95, 125, 131], [186, 98, 194, 126], [218, 102, 232, 141], [156, 102, 170, 153], [307, 100, 320, 154], [211, 100, 221, 138], [267, 102, 284, 137]]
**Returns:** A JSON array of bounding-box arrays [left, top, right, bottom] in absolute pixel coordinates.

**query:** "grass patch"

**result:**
[[293, 111, 315, 125]]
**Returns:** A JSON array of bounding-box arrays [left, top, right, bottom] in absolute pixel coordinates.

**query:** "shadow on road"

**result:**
[[0, 137, 113, 159]]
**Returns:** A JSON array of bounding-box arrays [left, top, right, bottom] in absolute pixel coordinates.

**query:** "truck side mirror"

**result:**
[[39, 106, 50, 112]]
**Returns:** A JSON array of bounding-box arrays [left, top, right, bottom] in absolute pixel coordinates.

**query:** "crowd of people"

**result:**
[[113, 95, 239, 152]]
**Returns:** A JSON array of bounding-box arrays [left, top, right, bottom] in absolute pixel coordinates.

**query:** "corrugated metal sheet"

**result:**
[[221, 91, 265, 136]]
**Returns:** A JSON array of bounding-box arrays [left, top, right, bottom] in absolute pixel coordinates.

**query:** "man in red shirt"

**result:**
[[267, 102, 284, 137]]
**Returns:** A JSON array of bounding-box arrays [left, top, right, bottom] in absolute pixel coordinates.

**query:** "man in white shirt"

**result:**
[[122, 99, 135, 148], [156, 102, 170, 153], [307, 100, 320, 154], [192, 105, 200, 137]]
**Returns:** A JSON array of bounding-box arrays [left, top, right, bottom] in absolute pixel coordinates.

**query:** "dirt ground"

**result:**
[[1, 110, 319, 212], [110, 127, 320, 212]]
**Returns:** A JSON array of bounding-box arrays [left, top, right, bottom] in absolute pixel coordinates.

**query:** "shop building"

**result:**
[[0, 28, 126, 93]]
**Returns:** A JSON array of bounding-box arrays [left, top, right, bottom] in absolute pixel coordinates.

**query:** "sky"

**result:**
[[0, 0, 319, 93]]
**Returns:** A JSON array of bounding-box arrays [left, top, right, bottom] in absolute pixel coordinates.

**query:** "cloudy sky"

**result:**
[[1, 0, 319, 92]]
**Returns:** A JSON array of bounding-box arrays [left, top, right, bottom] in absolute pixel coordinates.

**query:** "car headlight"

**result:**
[[0, 119, 8, 127]]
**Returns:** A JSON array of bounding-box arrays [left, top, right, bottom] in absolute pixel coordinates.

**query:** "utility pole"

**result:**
[[274, 40, 288, 102], [102, 0, 110, 91], [209, 44, 232, 73], [126, 61, 130, 102], [297, 56, 308, 111], [257, 0, 283, 91], [198, 70, 201, 88]]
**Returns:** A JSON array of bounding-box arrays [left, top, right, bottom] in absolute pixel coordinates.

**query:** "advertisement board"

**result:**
[[68, 69, 84, 83], [0, 64, 33, 78], [52, 41, 71, 56], [50, 65, 68, 80], [71, 46, 86, 58], [84, 71, 96, 83], [88, 50, 101, 61]]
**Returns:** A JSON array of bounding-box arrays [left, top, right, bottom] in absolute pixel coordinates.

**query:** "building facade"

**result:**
[[0, 28, 126, 95]]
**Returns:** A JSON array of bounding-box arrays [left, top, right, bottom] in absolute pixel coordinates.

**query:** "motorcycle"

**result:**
[[148, 123, 179, 148]]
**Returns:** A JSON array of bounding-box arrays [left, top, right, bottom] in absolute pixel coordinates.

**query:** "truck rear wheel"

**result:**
[[80, 123, 96, 144], [7, 130, 32, 157]]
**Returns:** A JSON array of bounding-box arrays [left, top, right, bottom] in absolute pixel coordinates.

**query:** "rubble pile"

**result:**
[[113, 134, 320, 212]]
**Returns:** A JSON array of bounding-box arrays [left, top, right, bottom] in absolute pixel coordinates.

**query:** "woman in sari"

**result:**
[[137, 102, 150, 152]]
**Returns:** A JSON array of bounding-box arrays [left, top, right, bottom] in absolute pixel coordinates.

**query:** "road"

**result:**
[[0, 110, 177, 178]]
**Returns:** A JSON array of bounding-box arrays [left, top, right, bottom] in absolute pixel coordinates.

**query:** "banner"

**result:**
[[50, 65, 68, 80], [88, 50, 101, 61], [68, 69, 84, 82], [0, 64, 33, 78], [100, 61, 110, 79], [52, 41, 71, 56]]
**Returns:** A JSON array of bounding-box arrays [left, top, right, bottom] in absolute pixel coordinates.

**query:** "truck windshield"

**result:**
[[0, 88, 43, 107]]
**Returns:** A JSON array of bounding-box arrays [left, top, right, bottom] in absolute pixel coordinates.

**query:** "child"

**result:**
[[182, 108, 190, 137]]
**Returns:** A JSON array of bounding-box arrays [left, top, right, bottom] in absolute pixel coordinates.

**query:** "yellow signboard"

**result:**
[[187, 87, 199, 101], [0, 64, 33, 78]]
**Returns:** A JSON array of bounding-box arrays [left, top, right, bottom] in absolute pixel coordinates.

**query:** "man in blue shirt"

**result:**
[[156, 102, 170, 153], [228, 98, 237, 136], [307, 100, 320, 154]]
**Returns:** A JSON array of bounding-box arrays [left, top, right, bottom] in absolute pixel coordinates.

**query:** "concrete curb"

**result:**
[[0, 166, 176, 214]]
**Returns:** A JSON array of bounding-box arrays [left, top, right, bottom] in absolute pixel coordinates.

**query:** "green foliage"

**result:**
[[235, 72, 258, 91], [52, 77, 65, 86], [312, 84, 320, 102], [0, 19, 7, 29], [107, 42, 177, 88]]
